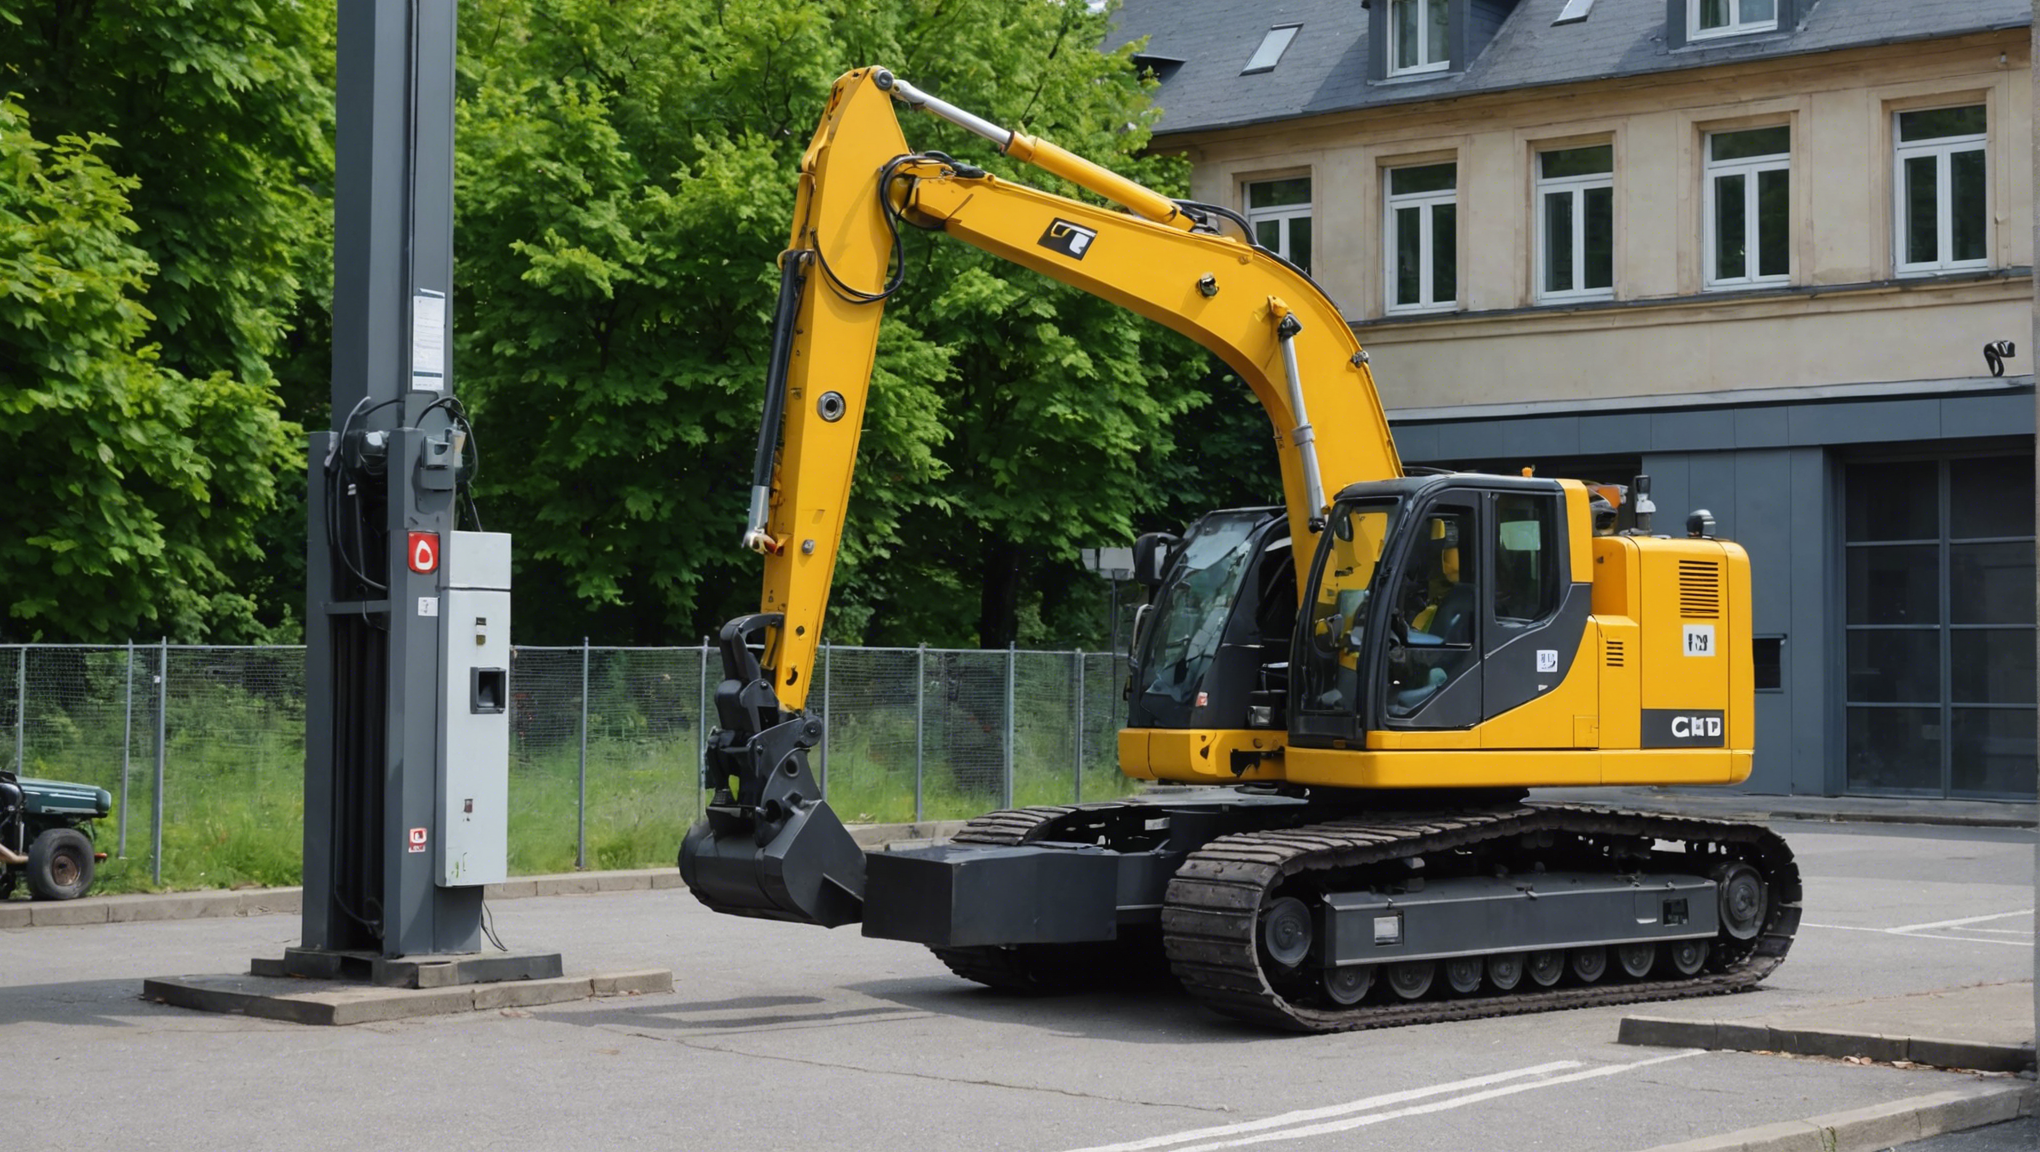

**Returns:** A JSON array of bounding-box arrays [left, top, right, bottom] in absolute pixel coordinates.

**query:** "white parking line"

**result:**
[[1060, 1052, 1704, 1152], [1803, 909, 2034, 948], [1887, 909, 2032, 933]]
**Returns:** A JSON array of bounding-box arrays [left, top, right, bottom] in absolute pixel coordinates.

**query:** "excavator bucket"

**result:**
[[679, 794, 865, 928], [678, 614, 867, 928]]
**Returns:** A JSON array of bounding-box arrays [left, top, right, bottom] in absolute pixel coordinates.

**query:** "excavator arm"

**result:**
[[681, 67, 1400, 927]]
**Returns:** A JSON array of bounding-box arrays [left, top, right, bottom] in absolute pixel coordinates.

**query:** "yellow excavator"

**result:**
[[679, 67, 1799, 1031]]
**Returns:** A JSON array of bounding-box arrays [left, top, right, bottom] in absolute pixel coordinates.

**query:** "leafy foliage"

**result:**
[[0, 97, 291, 640], [0, 0, 331, 641], [456, 0, 1253, 647]]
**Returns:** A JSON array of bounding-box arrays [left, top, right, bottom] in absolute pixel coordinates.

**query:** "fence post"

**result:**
[[12, 644, 22, 773], [818, 640, 830, 799], [577, 637, 589, 871], [1003, 642, 1015, 810], [1073, 649, 1084, 804], [914, 644, 925, 824], [698, 637, 709, 804], [153, 638, 166, 885], [119, 640, 134, 858]]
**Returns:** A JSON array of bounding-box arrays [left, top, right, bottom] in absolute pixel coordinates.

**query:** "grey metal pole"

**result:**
[[119, 641, 133, 857], [1073, 649, 1084, 804], [698, 637, 709, 808], [1003, 642, 1015, 810], [914, 644, 925, 823], [12, 644, 22, 773], [153, 638, 166, 885], [819, 640, 830, 799], [577, 637, 589, 870]]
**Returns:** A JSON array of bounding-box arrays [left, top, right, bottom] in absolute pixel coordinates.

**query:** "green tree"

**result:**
[[456, 0, 1227, 647], [0, 0, 334, 642], [0, 97, 291, 640]]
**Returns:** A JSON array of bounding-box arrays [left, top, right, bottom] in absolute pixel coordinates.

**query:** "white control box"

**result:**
[[438, 531, 511, 887]]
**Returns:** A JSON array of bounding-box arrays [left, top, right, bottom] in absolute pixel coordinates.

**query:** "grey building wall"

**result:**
[[1396, 382, 2035, 796]]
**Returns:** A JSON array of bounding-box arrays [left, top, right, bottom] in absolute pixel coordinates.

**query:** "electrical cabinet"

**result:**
[[439, 531, 511, 886]]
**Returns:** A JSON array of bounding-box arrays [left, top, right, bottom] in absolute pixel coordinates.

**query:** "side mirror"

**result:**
[[1132, 532, 1179, 590]]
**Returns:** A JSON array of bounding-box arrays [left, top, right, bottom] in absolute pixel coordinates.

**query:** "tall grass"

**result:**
[[10, 661, 1145, 896]]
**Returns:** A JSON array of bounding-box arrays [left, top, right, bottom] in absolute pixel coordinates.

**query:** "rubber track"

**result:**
[[1162, 803, 1802, 1033]]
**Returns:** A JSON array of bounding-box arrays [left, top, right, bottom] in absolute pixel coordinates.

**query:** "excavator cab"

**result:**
[[1291, 474, 1588, 747]]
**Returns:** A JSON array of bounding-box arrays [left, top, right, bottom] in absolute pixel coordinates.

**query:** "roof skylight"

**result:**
[[1553, 0, 1595, 24], [1242, 24, 1301, 74]]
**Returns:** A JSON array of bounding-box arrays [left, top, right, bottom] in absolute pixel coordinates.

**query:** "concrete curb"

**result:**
[[0, 819, 971, 929], [1619, 1015, 2038, 1074], [1632, 1083, 2036, 1152]]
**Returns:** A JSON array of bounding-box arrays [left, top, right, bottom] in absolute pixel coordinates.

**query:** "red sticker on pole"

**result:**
[[408, 827, 428, 853], [408, 531, 439, 574]]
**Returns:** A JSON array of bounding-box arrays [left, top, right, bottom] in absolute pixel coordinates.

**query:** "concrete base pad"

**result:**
[[142, 968, 671, 1026], [254, 947, 564, 988]]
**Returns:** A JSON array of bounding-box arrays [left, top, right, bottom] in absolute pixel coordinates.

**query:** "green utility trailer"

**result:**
[[1, 769, 112, 900]]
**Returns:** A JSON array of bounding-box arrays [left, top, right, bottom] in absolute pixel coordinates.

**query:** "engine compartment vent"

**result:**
[[1678, 560, 1722, 619], [1605, 638, 1626, 667]]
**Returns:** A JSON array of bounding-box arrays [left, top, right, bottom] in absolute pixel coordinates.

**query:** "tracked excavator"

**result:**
[[678, 67, 1799, 1032]]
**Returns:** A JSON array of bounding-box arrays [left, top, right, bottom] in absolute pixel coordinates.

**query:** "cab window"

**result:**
[[1387, 505, 1479, 719], [1494, 493, 1560, 622]]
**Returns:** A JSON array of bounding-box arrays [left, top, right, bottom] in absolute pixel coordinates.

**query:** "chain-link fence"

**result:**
[[0, 641, 1140, 894]]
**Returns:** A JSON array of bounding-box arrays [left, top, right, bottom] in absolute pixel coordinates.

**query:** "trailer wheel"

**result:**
[[27, 828, 94, 900]]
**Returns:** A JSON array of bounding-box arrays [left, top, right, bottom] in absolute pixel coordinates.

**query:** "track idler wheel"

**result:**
[[1261, 896, 1313, 969], [1713, 861, 1768, 940]]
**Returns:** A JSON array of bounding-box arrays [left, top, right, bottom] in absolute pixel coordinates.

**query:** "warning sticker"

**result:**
[[419, 596, 439, 618], [407, 827, 428, 853]]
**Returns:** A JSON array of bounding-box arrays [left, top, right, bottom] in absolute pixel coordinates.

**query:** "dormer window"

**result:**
[[1690, 0, 1777, 40], [1389, 0, 1450, 76]]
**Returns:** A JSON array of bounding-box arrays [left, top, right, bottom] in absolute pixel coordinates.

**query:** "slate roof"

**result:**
[[1107, 0, 2031, 138]]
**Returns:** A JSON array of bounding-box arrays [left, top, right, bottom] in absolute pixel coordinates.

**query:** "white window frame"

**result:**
[[1534, 150, 1614, 304], [1688, 0, 1778, 41], [1387, 0, 1450, 77], [1244, 178, 1313, 272], [1892, 107, 1989, 277], [1703, 128, 1791, 289], [1384, 163, 1457, 314]]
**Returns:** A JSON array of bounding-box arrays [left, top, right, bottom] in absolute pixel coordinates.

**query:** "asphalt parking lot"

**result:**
[[2, 819, 2032, 1152]]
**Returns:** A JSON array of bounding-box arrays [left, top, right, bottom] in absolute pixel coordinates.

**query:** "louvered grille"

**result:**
[[1678, 560, 1722, 619], [1605, 638, 1626, 667]]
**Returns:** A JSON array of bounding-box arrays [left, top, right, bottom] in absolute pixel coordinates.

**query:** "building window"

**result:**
[[1894, 105, 1987, 276], [1246, 177, 1312, 274], [1690, 0, 1777, 40], [1535, 144, 1613, 303], [1242, 24, 1300, 75], [1843, 454, 2035, 799], [1385, 162, 1457, 312], [1388, 0, 1449, 76], [1704, 126, 1790, 289]]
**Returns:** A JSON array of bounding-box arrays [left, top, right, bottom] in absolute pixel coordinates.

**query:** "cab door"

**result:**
[[1479, 488, 1590, 740], [1380, 497, 1483, 730]]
